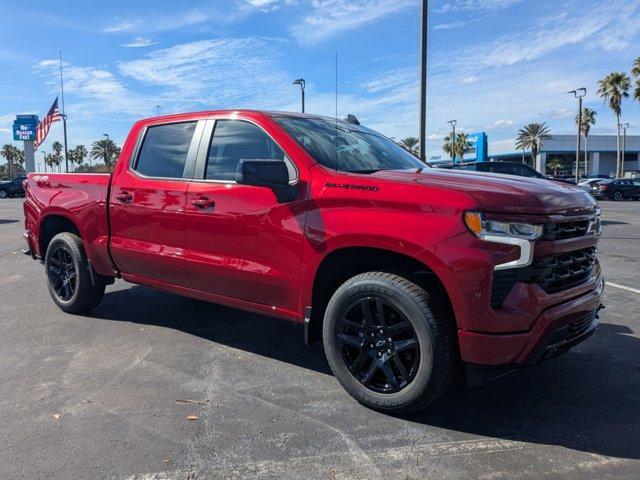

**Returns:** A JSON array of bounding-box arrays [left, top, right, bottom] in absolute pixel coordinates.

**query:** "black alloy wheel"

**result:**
[[48, 244, 77, 301], [45, 232, 106, 313], [613, 190, 624, 201], [323, 272, 456, 414], [336, 296, 420, 393]]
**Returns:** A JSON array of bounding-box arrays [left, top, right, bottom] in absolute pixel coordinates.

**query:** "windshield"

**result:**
[[274, 116, 426, 173]]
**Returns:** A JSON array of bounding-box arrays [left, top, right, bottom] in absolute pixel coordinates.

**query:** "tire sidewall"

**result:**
[[323, 278, 438, 411], [45, 235, 84, 310], [0, 190, 7, 198], [613, 191, 623, 201]]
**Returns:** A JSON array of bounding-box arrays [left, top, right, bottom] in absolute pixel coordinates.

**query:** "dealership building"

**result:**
[[427, 132, 640, 177]]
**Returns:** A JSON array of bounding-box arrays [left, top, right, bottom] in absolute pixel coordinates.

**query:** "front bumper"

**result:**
[[460, 276, 604, 384]]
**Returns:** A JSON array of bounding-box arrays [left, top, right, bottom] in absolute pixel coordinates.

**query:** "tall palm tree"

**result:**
[[597, 72, 630, 178], [515, 123, 552, 166], [90, 139, 118, 171], [575, 107, 597, 175], [399, 137, 419, 156], [51, 141, 64, 172], [1, 144, 16, 179], [454, 132, 472, 161], [74, 145, 88, 167], [442, 135, 455, 161], [632, 56, 640, 102]]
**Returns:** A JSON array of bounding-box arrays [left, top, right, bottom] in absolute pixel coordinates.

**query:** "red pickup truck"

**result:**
[[23, 110, 604, 413]]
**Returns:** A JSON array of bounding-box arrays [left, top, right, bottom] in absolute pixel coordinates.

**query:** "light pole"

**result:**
[[41, 151, 47, 173], [102, 133, 111, 173], [447, 120, 457, 163], [292, 79, 305, 113], [156, 105, 161, 117], [620, 122, 629, 178], [568, 87, 586, 183], [419, 0, 429, 162]]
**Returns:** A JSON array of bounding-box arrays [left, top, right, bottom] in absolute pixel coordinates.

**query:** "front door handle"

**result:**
[[191, 196, 216, 209], [114, 191, 133, 203]]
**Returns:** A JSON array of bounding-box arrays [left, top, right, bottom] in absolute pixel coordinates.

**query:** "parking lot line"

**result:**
[[607, 282, 640, 295]]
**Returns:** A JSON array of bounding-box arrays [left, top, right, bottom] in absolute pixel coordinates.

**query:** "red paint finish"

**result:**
[[24, 110, 604, 369]]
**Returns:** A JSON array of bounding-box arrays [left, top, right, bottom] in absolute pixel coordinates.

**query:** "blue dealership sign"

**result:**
[[12, 114, 39, 141], [467, 132, 488, 162]]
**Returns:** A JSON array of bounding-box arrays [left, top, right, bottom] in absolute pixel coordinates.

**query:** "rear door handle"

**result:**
[[114, 191, 133, 203], [191, 196, 216, 209]]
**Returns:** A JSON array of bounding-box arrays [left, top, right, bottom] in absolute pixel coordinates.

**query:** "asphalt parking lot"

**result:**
[[1, 198, 639, 480]]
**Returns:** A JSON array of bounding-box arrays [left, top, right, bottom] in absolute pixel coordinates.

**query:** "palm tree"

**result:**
[[44, 153, 56, 172], [399, 137, 419, 156], [1, 144, 16, 179], [51, 141, 64, 172], [597, 72, 631, 178], [454, 132, 472, 160], [74, 145, 88, 167], [632, 56, 640, 102], [442, 135, 455, 161], [575, 107, 597, 175], [90, 139, 118, 171], [547, 158, 563, 176], [515, 123, 552, 166]]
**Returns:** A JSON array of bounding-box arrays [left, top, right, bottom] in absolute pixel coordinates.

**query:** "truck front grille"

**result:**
[[541, 220, 590, 240], [531, 246, 597, 294]]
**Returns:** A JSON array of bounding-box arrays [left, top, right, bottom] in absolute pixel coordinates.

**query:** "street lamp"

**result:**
[[102, 133, 111, 172], [568, 87, 586, 183], [156, 105, 161, 117], [292, 78, 305, 113], [620, 122, 629, 178], [447, 120, 457, 163]]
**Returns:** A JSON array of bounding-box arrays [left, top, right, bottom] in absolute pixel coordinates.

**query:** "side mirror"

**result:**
[[236, 159, 297, 202]]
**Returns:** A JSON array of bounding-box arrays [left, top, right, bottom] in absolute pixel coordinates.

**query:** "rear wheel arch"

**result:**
[[39, 214, 81, 257], [307, 246, 456, 345]]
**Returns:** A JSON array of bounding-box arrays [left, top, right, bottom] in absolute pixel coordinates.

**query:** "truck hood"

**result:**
[[371, 168, 597, 215]]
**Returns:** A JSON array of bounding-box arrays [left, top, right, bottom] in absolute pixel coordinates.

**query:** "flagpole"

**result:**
[[59, 51, 69, 173]]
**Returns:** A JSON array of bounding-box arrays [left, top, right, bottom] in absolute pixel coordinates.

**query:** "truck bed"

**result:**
[[24, 173, 116, 276]]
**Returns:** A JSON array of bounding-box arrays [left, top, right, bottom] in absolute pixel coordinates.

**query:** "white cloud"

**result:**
[[103, 8, 222, 34], [436, 0, 522, 14], [361, 67, 416, 94], [121, 37, 159, 48], [291, 0, 416, 45], [461, 75, 479, 84], [118, 39, 294, 109], [434, 20, 470, 30], [33, 59, 149, 116], [245, 0, 298, 11]]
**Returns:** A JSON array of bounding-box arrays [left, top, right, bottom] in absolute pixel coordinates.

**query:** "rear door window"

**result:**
[[135, 122, 198, 178]]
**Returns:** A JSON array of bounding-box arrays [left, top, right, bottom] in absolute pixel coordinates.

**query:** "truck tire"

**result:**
[[612, 190, 623, 201], [322, 272, 456, 414], [45, 232, 105, 313]]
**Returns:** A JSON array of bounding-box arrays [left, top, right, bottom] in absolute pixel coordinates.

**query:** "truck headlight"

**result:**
[[464, 211, 542, 240], [464, 211, 542, 270]]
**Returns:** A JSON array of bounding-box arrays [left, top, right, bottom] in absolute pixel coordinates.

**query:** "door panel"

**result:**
[[109, 120, 203, 286], [184, 117, 307, 314], [185, 182, 306, 313]]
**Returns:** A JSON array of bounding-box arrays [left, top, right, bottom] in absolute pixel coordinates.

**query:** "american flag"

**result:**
[[35, 97, 61, 149]]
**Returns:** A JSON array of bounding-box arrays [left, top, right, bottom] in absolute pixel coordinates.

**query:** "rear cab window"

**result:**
[[134, 122, 198, 178]]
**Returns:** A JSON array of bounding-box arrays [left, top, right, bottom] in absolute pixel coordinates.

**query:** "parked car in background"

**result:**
[[0, 176, 27, 198], [435, 161, 575, 184], [593, 178, 640, 200], [579, 178, 604, 194]]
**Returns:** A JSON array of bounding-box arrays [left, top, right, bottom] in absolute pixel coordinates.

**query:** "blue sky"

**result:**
[[1, 0, 639, 166]]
